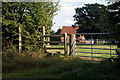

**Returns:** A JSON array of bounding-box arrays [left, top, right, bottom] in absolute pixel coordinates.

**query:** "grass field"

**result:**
[[47, 44, 118, 61], [3, 44, 120, 78], [3, 55, 120, 78]]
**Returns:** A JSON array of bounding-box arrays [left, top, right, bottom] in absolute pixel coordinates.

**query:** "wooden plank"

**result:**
[[44, 41, 64, 43], [44, 35, 64, 37], [46, 47, 64, 49]]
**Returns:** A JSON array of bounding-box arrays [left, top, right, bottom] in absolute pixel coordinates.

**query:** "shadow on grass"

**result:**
[[2, 51, 120, 78]]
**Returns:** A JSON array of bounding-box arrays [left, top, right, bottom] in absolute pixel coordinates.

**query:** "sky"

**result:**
[[52, 0, 109, 32]]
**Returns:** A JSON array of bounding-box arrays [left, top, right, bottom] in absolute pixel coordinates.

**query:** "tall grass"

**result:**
[[3, 54, 120, 78], [2, 44, 120, 78]]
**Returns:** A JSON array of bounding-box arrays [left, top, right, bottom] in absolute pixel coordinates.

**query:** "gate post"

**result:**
[[69, 34, 76, 56], [43, 26, 45, 53], [69, 34, 72, 56], [64, 33, 68, 56]]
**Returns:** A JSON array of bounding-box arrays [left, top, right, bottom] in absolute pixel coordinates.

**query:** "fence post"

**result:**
[[43, 26, 45, 53], [91, 35, 93, 62], [64, 33, 68, 56], [48, 37, 50, 46], [69, 34, 72, 55], [69, 34, 76, 56], [110, 35, 112, 58], [75, 38, 76, 55], [19, 25, 22, 53]]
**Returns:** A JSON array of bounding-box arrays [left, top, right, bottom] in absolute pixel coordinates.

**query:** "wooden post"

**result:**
[[64, 33, 68, 56], [91, 35, 93, 62], [69, 34, 76, 56], [43, 26, 45, 41], [43, 26, 45, 53], [69, 34, 72, 56], [48, 37, 50, 46], [75, 37, 76, 55], [19, 26, 22, 53]]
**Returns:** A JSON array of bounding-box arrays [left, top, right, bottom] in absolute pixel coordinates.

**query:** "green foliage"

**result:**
[[2, 49, 64, 73], [73, 3, 110, 34], [0, 2, 2, 23], [2, 2, 60, 50], [108, 1, 120, 61], [55, 28, 61, 34], [3, 54, 120, 78], [2, 49, 45, 72], [108, 1, 120, 41], [50, 28, 61, 44]]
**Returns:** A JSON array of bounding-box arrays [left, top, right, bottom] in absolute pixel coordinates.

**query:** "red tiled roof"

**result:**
[[53, 30, 55, 34], [61, 26, 79, 34]]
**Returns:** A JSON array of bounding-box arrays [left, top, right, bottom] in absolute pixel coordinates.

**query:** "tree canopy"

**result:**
[[2, 2, 60, 50], [73, 3, 110, 34], [50, 28, 61, 43], [108, 1, 120, 41]]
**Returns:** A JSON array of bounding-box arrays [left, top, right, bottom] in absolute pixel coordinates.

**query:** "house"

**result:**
[[61, 26, 85, 43], [52, 30, 55, 34]]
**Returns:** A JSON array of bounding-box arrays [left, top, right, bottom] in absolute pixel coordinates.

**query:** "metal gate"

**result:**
[[69, 33, 119, 62]]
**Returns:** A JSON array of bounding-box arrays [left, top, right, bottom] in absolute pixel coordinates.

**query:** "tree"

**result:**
[[108, 1, 120, 59], [2, 2, 60, 51], [73, 3, 110, 35], [50, 28, 61, 43], [55, 28, 61, 34], [108, 1, 120, 41]]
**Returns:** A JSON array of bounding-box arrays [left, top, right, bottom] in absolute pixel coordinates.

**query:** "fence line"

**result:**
[[42, 26, 68, 55], [69, 33, 119, 62], [76, 33, 110, 35], [42, 26, 119, 61]]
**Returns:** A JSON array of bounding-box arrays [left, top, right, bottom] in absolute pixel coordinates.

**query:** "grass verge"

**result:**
[[2, 51, 120, 78]]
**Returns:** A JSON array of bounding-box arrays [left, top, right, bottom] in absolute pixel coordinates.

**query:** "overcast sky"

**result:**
[[52, 0, 109, 32]]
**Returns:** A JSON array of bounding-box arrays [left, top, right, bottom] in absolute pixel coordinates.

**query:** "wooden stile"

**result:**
[[64, 33, 68, 56], [42, 27, 68, 56]]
